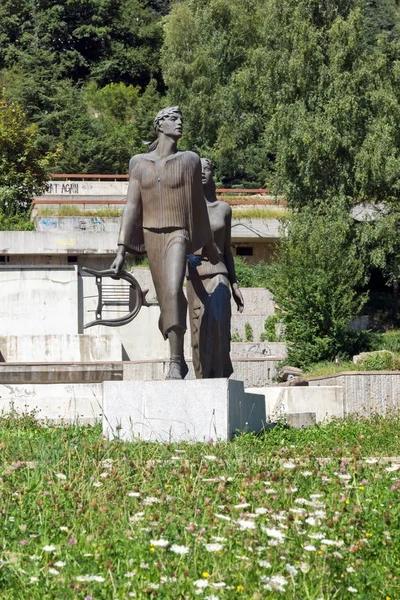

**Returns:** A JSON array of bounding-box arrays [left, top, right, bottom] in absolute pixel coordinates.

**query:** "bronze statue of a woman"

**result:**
[[187, 158, 244, 379]]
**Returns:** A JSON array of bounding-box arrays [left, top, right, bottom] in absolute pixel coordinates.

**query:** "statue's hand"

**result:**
[[203, 242, 220, 265], [188, 254, 202, 268], [110, 246, 126, 273], [232, 283, 244, 313]]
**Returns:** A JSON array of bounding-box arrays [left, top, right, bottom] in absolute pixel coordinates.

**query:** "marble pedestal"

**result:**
[[103, 379, 266, 443]]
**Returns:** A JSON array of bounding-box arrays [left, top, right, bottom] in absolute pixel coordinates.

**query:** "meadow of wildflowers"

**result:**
[[0, 412, 399, 599]]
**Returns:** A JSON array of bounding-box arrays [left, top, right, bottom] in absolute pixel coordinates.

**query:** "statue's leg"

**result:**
[[163, 233, 189, 379]]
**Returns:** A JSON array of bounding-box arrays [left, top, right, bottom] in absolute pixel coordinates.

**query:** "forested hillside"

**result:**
[[2, 0, 400, 201], [0, 0, 166, 173]]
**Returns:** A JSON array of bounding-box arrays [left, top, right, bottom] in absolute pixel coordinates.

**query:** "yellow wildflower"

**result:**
[[237, 585, 245, 591], [202, 572, 209, 578]]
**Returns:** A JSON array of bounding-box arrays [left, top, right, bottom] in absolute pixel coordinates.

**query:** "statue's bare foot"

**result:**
[[166, 359, 188, 380]]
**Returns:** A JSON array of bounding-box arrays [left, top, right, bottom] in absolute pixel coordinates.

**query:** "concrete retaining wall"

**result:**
[[0, 383, 103, 425], [0, 362, 123, 384], [246, 386, 344, 423], [123, 358, 278, 388], [43, 181, 128, 196], [308, 372, 400, 416], [0, 334, 121, 362], [0, 266, 78, 336], [35, 216, 121, 233]]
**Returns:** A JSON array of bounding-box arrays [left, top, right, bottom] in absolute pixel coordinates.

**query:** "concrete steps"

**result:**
[[0, 358, 277, 388]]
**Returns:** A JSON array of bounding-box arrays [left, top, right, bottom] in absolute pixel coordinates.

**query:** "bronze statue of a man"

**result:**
[[111, 107, 216, 379]]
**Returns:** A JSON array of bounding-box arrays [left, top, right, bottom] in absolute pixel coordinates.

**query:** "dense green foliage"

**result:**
[[0, 0, 164, 173], [0, 90, 58, 229], [267, 202, 369, 368], [1, 414, 400, 598], [163, 0, 400, 201]]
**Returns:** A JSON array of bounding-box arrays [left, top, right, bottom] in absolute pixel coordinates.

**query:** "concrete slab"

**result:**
[[246, 386, 344, 423], [122, 358, 278, 388], [103, 379, 266, 442], [0, 362, 123, 384], [0, 383, 103, 425], [285, 412, 316, 429], [308, 372, 400, 416], [0, 334, 121, 362], [0, 265, 78, 336]]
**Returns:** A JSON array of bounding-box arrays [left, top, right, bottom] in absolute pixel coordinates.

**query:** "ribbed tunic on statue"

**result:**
[[118, 151, 211, 255]]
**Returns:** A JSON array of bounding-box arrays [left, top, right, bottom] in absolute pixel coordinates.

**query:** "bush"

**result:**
[[0, 212, 34, 231], [368, 330, 400, 354], [233, 257, 272, 288], [267, 201, 369, 368], [359, 351, 400, 371], [260, 316, 278, 342], [244, 322, 253, 342]]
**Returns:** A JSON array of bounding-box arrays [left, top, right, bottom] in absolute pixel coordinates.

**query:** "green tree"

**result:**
[[0, 90, 59, 229], [268, 200, 368, 367], [162, 0, 400, 202], [0, 0, 165, 173]]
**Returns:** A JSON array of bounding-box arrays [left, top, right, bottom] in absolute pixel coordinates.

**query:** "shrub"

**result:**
[[244, 322, 253, 342], [231, 329, 242, 342], [267, 200, 369, 368], [260, 316, 278, 342], [359, 351, 400, 371], [233, 257, 272, 288]]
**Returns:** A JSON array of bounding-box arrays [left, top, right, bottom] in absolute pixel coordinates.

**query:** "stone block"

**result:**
[[103, 379, 266, 442], [279, 365, 303, 382], [0, 265, 78, 336], [246, 386, 344, 423], [0, 362, 123, 384], [0, 334, 121, 362], [122, 358, 278, 388], [0, 383, 103, 425], [285, 412, 316, 429]]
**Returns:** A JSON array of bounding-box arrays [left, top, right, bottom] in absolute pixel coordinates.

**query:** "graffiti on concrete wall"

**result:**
[[36, 217, 106, 233], [73, 218, 105, 232], [46, 183, 80, 195], [39, 218, 58, 230]]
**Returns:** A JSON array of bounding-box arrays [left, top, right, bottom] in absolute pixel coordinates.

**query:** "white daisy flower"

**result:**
[[150, 539, 169, 548], [205, 543, 224, 552], [170, 544, 189, 555]]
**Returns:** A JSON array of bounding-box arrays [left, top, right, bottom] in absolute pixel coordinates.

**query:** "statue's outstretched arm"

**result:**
[[224, 206, 244, 312]]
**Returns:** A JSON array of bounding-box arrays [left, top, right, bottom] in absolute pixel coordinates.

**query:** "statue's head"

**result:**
[[201, 157, 214, 186], [153, 106, 183, 139]]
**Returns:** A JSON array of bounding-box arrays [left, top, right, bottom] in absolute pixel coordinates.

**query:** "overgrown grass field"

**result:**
[[1, 414, 400, 599]]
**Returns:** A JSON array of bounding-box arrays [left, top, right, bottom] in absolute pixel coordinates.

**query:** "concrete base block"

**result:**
[[0, 334, 122, 363], [103, 379, 266, 442], [285, 412, 316, 429], [0, 383, 103, 424], [0, 362, 123, 384], [246, 386, 344, 423], [122, 358, 278, 388]]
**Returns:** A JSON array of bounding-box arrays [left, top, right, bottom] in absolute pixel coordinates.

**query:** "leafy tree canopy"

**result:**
[[0, 89, 59, 229], [163, 0, 400, 205], [0, 0, 164, 173]]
